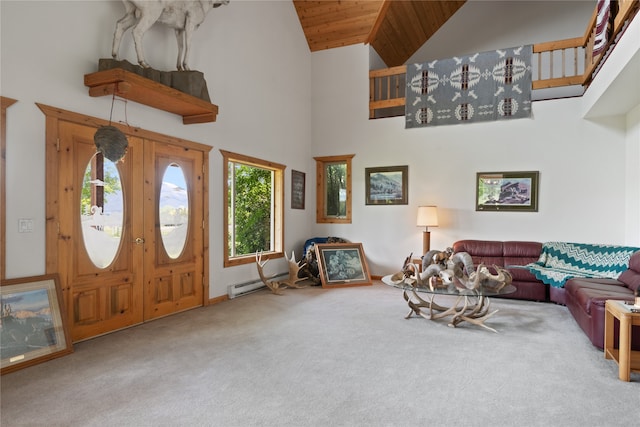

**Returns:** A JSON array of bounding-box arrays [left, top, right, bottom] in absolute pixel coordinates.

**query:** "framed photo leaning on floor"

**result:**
[[315, 242, 372, 288], [1, 274, 73, 375]]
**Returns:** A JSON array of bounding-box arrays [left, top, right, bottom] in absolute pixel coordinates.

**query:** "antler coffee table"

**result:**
[[382, 275, 516, 333]]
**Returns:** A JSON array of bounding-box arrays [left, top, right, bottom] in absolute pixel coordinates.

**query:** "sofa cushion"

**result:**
[[452, 240, 505, 270], [618, 250, 640, 292], [453, 240, 503, 257], [503, 241, 542, 258], [507, 264, 540, 282], [565, 278, 633, 315], [503, 241, 542, 281]]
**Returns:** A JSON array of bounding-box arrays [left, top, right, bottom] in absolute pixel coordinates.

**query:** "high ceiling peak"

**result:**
[[293, 0, 466, 66]]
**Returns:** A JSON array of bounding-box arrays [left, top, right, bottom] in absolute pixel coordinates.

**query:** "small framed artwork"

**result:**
[[476, 171, 539, 212], [1, 274, 73, 375], [315, 242, 372, 288], [291, 169, 305, 210], [365, 165, 408, 205]]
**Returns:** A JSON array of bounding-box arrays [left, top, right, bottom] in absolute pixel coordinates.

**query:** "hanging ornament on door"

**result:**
[[94, 92, 129, 162], [94, 125, 128, 162]]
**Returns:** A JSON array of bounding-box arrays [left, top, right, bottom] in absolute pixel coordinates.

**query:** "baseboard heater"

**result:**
[[227, 272, 288, 299]]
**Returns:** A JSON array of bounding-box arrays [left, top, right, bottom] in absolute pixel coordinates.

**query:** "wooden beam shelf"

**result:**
[[84, 68, 218, 124]]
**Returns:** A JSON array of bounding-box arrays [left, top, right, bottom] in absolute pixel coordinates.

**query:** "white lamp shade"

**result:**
[[417, 206, 438, 227]]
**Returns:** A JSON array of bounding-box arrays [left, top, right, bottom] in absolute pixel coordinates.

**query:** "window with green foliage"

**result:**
[[80, 155, 122, 216], [221, 150, 284, 267], [314, 154, 354, 224]]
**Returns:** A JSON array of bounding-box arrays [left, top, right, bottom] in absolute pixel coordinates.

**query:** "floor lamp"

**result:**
[[417, 206, 438, 256]]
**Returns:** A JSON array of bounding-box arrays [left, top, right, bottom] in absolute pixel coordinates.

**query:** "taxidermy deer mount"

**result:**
[[111, 0, 230, 71], [255, 251, 308, 295]]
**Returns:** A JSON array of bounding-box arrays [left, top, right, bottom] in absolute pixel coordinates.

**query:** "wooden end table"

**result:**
[[604, 300, 640, 381]]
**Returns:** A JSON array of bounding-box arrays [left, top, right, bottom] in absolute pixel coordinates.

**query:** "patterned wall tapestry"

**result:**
[[405, 45, 532, 128]]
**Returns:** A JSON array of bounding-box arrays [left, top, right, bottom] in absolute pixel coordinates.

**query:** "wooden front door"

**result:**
[[142, 140, 205, 320], [45, 106, 209, 342]]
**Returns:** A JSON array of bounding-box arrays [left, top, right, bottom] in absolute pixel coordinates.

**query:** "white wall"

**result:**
[[1, 0, 314, 297], [626, 104, 640, 245], [311, 43, 636, 275]]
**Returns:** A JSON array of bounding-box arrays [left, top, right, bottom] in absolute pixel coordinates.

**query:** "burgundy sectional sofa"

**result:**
[[451, 239, 640, 350]]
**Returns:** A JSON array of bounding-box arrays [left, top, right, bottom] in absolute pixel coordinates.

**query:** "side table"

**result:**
[[604, 299, 640, 381]]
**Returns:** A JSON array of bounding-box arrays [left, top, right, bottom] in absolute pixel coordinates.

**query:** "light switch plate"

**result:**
[[18, 218, 34, 233]]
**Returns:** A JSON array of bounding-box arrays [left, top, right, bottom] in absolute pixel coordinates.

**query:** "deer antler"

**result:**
[[480, 265, 513, 292], [255, 251, 285, 295], [275, 251, 308, 289], [452, 263, 485, 291]]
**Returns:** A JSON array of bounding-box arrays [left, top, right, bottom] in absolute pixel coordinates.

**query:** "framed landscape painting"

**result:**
[[365, 165, 408, 205], [1, 274, 73, 375], [476, 171, 539, 212], [315, 243, 372, 288]]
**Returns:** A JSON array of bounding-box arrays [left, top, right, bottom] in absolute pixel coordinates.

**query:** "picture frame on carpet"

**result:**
[[365, 165, 408, 205], [476, 171, 539, 212], [315, 243, 372, 288], [291, 169, 305, 210], [1, 274, 73, 375]]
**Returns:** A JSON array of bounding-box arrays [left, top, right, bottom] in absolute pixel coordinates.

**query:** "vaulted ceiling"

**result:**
[[292, 0, 467, 67]]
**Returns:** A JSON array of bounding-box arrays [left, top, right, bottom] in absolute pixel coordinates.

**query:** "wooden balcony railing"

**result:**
[[369, 0, 639, 119]]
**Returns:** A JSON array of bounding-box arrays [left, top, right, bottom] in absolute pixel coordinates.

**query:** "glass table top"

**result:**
[[381, 274, 517, 297]]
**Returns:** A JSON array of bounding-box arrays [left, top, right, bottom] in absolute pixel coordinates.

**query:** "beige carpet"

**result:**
[[1, 282, 639, 426]]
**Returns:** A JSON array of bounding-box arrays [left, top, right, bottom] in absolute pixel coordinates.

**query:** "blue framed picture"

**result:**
[[1, 274, 73, 374]]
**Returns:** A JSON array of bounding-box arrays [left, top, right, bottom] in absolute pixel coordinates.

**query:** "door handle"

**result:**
[[134, 237, 145, 244]]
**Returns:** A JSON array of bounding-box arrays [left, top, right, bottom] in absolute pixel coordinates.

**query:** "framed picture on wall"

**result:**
[[476, 171, 539, 212], [315, 243, 372, 288], [291, 169, 305, 210], [365, 165, 408, 205], [1, 274, 73, 375]]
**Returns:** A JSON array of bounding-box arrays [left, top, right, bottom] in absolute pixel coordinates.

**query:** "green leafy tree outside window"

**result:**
[[229, 163, 272, 256], [326, 163, 346, 217], [81, 159, 122, 216]]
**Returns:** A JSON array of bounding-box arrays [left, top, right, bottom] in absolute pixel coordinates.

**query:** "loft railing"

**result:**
[[369, 0, 639, 119]]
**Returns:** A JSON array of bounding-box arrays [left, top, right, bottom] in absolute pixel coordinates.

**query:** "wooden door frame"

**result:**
[[37, 103, 212, 306], [1, 97, 18, 280]]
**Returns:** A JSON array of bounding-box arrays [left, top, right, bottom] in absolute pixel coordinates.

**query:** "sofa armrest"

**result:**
[[618, 250, 640, 292]]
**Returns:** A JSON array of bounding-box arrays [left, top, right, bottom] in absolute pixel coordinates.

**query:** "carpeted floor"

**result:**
[[1, 282, 639, 426]]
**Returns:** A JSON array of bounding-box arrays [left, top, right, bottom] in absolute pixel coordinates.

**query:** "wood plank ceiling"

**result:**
[[292, 0, 467, 67]]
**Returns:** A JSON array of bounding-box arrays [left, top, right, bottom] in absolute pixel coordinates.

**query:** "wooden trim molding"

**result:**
[[1, 96, 18, 280], [36, 103, 212, 153], [209, 295, 228, 305]]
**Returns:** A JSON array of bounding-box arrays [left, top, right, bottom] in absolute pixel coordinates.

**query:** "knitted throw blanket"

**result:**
[[525, 242, 640, 288]]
